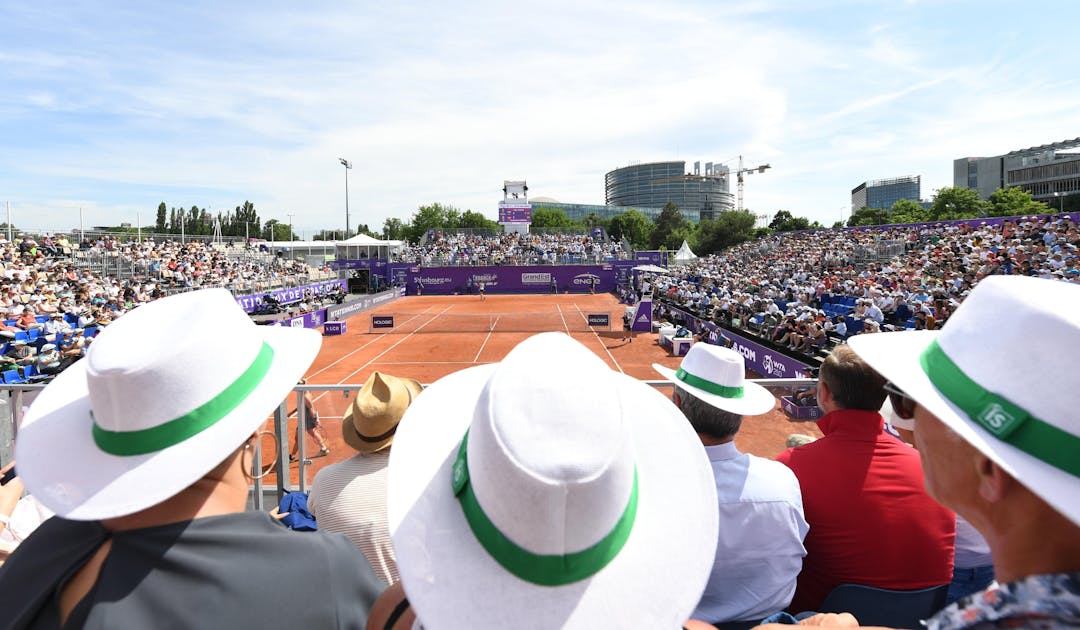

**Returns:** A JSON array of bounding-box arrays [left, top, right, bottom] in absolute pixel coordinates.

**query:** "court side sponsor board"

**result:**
[[372, 316, 395, 329]]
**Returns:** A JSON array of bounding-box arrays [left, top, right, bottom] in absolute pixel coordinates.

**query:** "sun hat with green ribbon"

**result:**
[[387, 333, 718, 629], [15, 288, 320, 521], [848, 275, 1080, 528], [653, 344, 776, 417]]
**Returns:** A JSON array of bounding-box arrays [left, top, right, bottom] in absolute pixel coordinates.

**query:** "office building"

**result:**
[[605, 161, 734, 222], [851, 176, 921, 212], [954, 137, 1080, 211]]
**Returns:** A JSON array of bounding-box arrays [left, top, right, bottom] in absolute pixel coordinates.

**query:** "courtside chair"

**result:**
[[3, 369, 27, 385], [818, 583, 949, 629]]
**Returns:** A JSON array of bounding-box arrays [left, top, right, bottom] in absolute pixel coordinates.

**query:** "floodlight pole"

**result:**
[[339, 158, 353, 238]]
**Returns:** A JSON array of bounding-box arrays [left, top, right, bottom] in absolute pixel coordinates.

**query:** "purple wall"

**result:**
[[384, 264, 616, 295], [235, 280, 346, 313], [665, 304, 815, 379]]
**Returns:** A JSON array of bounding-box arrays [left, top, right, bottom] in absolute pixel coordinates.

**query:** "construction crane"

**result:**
[[646, 156, 771, 212], [729, 155, 771, 212]]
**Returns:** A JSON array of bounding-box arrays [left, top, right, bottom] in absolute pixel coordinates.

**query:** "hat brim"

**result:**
[[15, 325, 320, 521], [342, 377, 424, 454], [651, 364, 776, 416], [388, 365, 718, 629], [847, 331, 1080, 528]]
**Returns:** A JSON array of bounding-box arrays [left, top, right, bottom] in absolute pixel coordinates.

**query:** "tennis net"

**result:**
[[368, 311, 615, 334]]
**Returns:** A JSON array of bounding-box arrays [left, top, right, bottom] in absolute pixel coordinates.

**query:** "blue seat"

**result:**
[[3, 369, 27, 384], [35, 315, 49, 324], [13, 331, 29, 343], [818, 583, 949, 628]]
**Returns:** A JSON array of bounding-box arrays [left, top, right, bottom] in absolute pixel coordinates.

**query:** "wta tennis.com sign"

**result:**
[[521, 272, 552, 284]]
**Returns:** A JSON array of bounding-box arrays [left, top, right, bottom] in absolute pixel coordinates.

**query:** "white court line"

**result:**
[[339, 305, 456, 382], [574, 303, 623, 374], [556, 304, 570, 334], [474, 323, 496, 363], [307, 308, 440, 403]]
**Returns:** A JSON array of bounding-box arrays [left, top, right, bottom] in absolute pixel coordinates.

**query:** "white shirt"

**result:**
[[694, 442, 809, 624], [308, 450, 397, 585]]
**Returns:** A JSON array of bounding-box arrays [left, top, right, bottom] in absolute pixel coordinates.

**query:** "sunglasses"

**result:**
[[883, 381, 916, 420]]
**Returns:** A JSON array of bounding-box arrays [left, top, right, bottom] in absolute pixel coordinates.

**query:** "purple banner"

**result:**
[[324, 287, 402, 322], [665, 304, 814, 379], [633, 250, 670, 266], [631, 299, 653, 332], [323, 321, 346, 335], [235, 280, 346, 313], [273, 308, 326, 330], [383, 265, 615, 295], [330, 259, 388, 271]]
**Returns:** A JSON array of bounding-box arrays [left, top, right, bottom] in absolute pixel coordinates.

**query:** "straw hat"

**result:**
[[342, 371, 423, 453], [848, 276, 1080, 527], [15, 288, 320, 521], [388, 333, 718, 629], [653, 344, 775, 416]]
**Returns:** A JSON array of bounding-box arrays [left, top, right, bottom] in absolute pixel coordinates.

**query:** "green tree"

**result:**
[[693, 210, 756, 255], [156, 202, 167, 231], [987, 186, 1049, 218], [929, 186, 989, 221], [608, 210, 654, 249], [530, 207, 575, 229], [830, 221, 845, 229], [403, 202, 462, 242], [458, 210, 500, 231], [382, 217, 405, 240], [768, 209, 811, 232], [889, 198, 930, 224], [847, 206, 890, 227], [650, 202, 688, 249]]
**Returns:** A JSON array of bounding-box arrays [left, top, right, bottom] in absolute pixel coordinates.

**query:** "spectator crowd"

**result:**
[[647, 214, 1080, 357], [395, 229, 630, 266], [0, 232, 332, 382]]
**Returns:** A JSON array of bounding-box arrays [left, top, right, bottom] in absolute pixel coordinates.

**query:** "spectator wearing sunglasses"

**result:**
[[844, 276, 1080, 628], [776, 345, 956, 613]]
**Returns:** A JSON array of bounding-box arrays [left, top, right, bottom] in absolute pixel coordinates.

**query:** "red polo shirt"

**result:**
[[776, 408, 955, 613]]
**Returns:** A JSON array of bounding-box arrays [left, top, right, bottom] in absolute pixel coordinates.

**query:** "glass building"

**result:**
[[851, 176, 921, 211], [605, 161, 734, 222]]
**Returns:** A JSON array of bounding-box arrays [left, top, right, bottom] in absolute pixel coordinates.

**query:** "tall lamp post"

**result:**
[[339, 158, 352, 238], [1053, 191, 1065, 213]]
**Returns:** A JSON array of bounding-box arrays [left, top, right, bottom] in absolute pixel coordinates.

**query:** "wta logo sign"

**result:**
[[761, 354, 787, 377]]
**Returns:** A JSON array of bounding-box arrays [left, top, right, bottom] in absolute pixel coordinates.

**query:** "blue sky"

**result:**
[[2, 0, 1079, 235]]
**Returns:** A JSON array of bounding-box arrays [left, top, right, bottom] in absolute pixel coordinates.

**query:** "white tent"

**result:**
[[672, 240, 698, 264]]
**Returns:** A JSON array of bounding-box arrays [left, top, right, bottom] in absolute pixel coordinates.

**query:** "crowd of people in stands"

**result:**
[[3, 274, 1078, 629], [647, 214, 1080, 357], [395, 229, 630, 266], [0, 232, 331, 382]]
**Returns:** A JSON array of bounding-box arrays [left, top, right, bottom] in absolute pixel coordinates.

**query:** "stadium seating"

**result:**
[[818, 583, 949, 628]]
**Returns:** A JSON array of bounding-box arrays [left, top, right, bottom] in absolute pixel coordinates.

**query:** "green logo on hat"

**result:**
[[977, 403, 1020, 437]]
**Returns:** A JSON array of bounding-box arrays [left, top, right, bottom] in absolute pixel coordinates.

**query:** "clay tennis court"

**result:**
[[266, 293, 822, 487]]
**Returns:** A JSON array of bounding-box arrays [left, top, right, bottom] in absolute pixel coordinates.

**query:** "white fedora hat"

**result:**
[[388, 333, 718, 629], [848, 275, 1080, 527], [652, 344, 775, 416], [15, 288, 320, 521]]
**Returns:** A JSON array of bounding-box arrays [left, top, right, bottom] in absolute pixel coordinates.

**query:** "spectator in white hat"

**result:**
[[844, 275, 1080, 627], [0, 289, 382, 628], [654, 345, 807, 626], [380, 333, 720, 629]]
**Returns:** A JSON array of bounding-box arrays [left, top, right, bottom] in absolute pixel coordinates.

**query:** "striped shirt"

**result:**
[[308, 450, 398, 585]]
